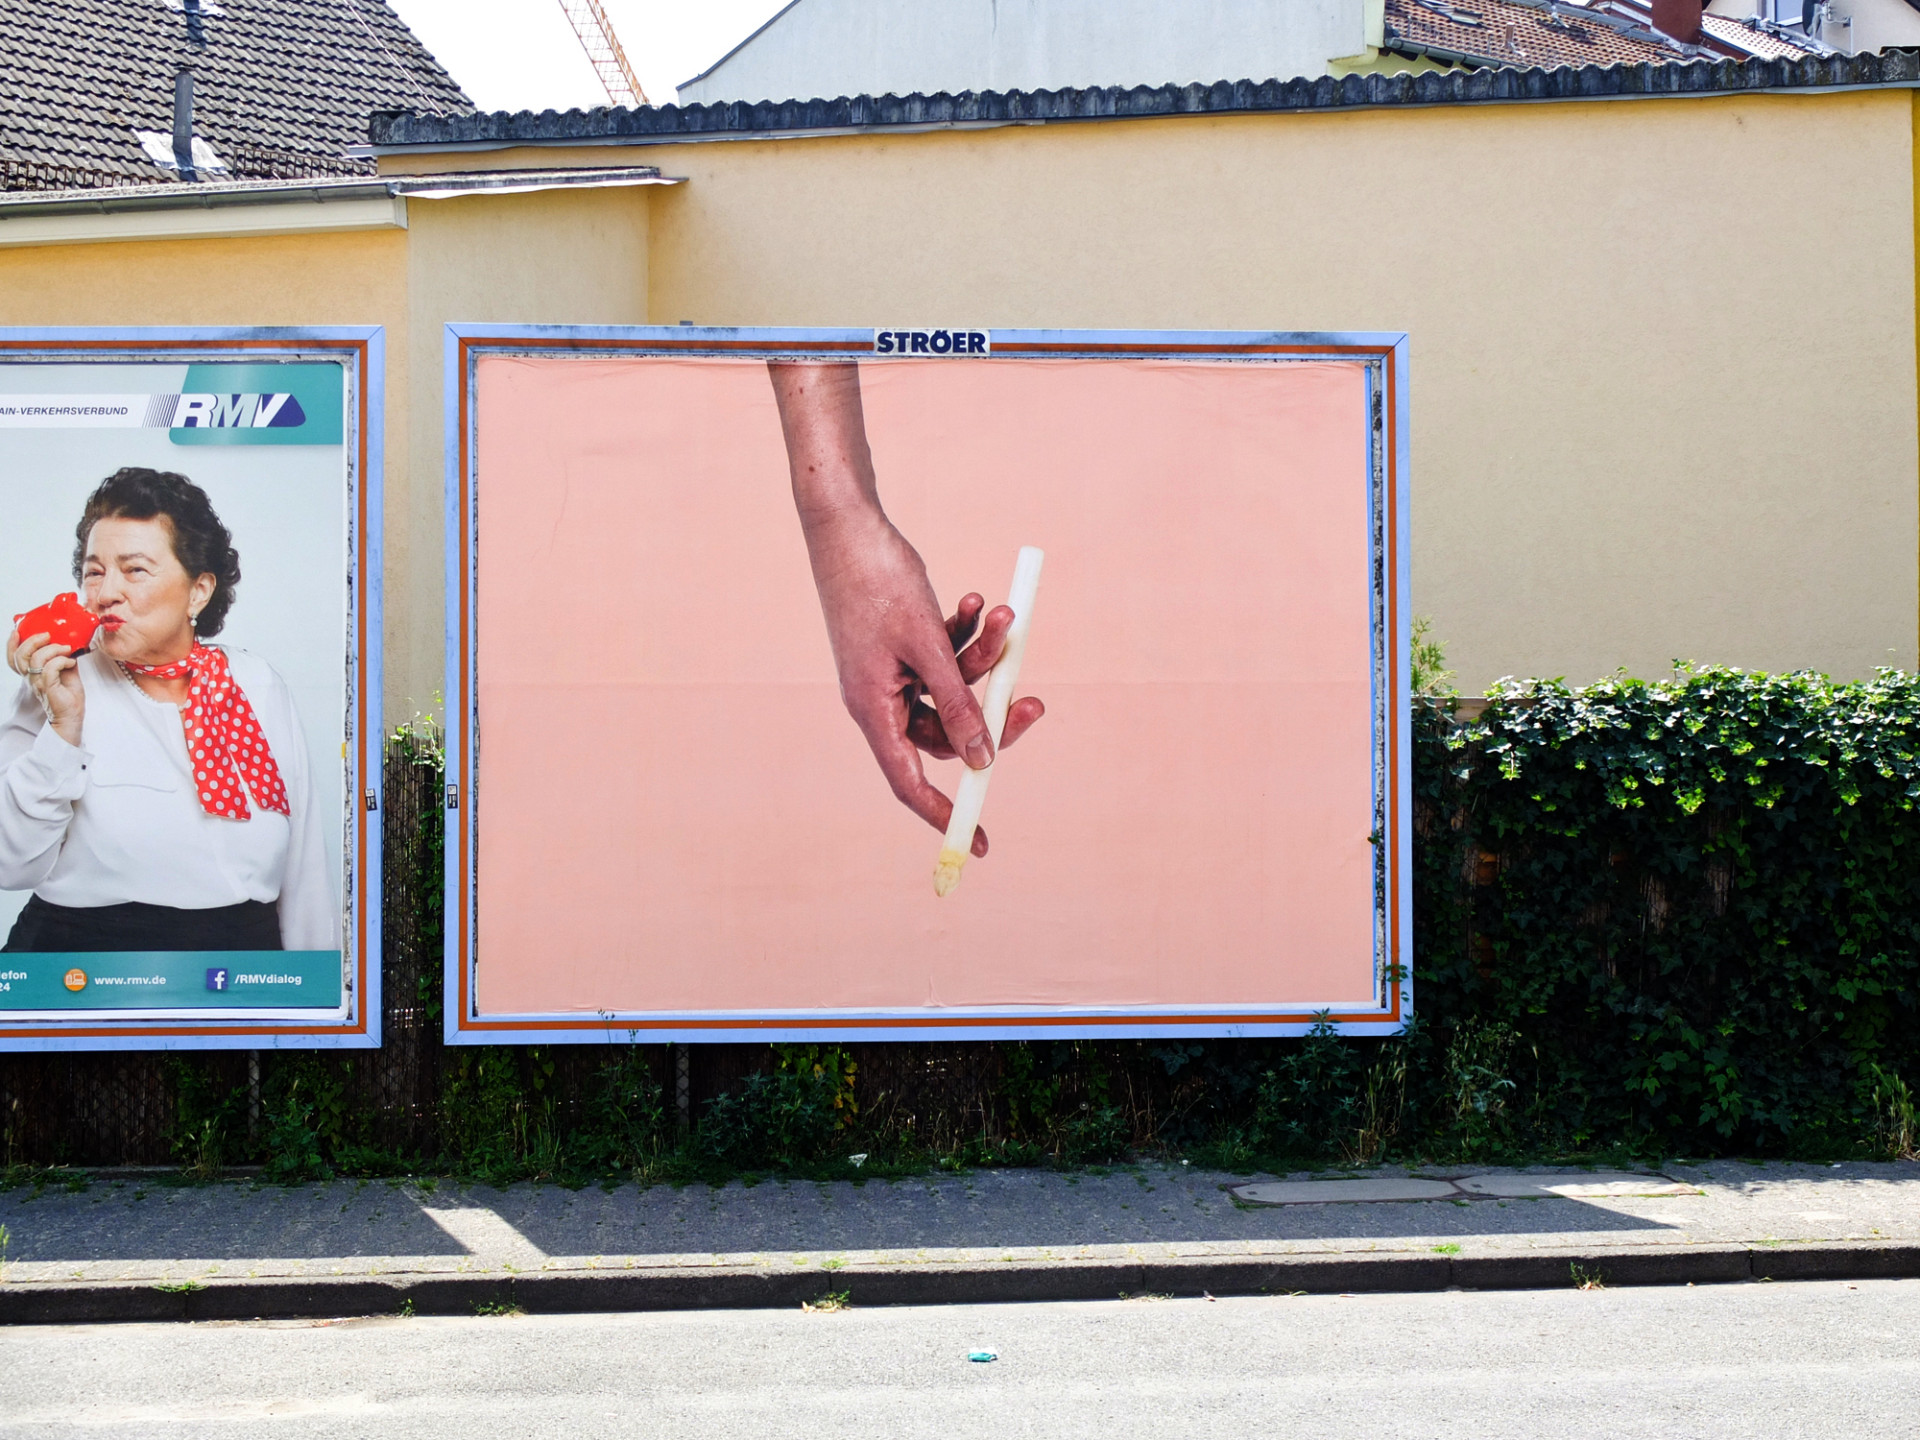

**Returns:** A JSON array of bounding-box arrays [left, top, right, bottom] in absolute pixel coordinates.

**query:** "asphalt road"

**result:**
[[3, 1280, 1916, 1438]]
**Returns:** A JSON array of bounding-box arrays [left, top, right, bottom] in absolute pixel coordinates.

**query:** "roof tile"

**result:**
[[0, 0, 472, 189]]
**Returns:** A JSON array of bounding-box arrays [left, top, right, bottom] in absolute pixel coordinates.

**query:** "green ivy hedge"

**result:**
[[1414, 666, 1920, 1156]]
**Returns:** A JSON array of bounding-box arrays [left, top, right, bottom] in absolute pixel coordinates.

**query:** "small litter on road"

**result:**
[[968, 1351, 998, 1363]]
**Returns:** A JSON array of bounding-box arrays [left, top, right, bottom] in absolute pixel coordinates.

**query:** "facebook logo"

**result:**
[[205, 968, 229, 992]]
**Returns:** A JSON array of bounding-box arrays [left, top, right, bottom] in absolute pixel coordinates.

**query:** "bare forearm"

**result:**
[[768, 361, 884, 535]]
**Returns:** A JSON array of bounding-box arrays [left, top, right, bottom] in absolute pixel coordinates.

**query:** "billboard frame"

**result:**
[[446, 324, 1410, 1043], [0, 325, 383, 1053]]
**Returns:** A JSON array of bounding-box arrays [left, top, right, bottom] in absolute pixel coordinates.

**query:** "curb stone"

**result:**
[[1746, 1242, 1920, 1282], [5, 1241, 1920, 1323]]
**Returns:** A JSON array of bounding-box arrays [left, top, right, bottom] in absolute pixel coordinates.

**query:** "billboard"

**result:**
[[0, 328, 381, 1051], [448, 326, 1407, 1041]]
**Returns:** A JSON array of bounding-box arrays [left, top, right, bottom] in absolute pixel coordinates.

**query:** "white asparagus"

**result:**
[[934, 545, 1045, 897]]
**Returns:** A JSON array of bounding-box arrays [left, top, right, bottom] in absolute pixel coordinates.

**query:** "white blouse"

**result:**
[[0, 647, 339, 950]]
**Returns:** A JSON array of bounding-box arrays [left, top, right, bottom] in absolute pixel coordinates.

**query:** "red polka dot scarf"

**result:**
[[121, 644, 289, 821]]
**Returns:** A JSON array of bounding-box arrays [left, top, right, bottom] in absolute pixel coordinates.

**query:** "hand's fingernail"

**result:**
[[965, 735, 992, 768]]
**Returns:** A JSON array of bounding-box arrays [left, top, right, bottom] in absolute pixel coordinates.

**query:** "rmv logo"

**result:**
[[171, 393, 306, 429]]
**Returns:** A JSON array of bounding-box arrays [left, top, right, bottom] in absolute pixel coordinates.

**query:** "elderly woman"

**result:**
[[0, 467, 336, 953]]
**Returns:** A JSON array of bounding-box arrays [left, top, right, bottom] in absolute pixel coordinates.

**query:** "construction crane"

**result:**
[[557, 0, 649, 107]]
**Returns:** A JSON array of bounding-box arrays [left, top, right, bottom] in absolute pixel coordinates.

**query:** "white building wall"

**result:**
[[677, 0, 1370, 105], [1828, 0, 1920, 55]]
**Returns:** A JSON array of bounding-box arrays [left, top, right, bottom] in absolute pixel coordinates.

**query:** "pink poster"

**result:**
[[449, 329, 1409, 1040]]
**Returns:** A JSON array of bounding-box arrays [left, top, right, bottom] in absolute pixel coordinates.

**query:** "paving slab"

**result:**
[[1454, 1172, 1704, 1200], [1230, 1178, 1459, 1204], [1, 1159, 1916, 1320]]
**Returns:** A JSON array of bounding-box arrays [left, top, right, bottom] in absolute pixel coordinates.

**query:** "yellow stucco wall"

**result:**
[[397, 186, 650, 713], [618, 92, 1919, 693]]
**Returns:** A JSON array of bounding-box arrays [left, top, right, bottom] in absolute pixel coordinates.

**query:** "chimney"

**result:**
[[1649, 0, 1703, 43], [172, 66, 197, 180]]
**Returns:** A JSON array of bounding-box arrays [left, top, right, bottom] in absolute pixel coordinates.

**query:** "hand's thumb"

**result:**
[[917, 644, 994, 770]]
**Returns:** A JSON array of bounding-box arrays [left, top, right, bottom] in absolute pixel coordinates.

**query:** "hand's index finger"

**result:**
[[956, 605, 1014, 685], [943, 593, 984, 652]]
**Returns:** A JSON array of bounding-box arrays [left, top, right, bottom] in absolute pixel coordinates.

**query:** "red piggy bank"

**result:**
[[12, 593, 100, 654]]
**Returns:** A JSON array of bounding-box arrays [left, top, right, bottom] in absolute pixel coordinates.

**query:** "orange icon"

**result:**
[[63, 968, 86, 992]]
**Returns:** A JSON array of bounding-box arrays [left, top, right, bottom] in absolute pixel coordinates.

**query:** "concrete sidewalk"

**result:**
[[3, 1158, 1918, 1322]]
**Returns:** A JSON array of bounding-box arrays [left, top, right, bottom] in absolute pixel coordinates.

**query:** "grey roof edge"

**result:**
[[368, 49, 1920, 150], [0, 168, 668, 219], [675, 0, 804, 93]]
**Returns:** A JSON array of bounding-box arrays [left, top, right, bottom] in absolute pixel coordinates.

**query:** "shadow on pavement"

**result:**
[[0, 1169, 1706, 1265]]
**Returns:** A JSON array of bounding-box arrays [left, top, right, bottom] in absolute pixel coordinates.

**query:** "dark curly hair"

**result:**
[[72, 468, 241, 637]]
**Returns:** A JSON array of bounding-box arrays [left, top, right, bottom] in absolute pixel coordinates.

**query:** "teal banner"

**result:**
[[0, 951, 341, 1009], [169, 362, 344, 446]]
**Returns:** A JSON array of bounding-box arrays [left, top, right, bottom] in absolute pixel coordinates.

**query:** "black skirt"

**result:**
[[2, 895, 282, 953]]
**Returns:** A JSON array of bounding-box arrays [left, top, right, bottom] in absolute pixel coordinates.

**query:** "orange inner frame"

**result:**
[[473, 354, 1379, 1015]]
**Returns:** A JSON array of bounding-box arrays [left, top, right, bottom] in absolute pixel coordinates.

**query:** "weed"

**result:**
[[1, 1097, 23, 1172], [775, 1046, 859, 1129], [697, 1067, 844, 1173], [175, 1119, 227, 1183], [152, 1279, 204, 1294], [1867, 1065, 1917, 1161], [471, 1298, 521, 1317], [802, 1290, 851, 1312], [1570, 1263, 1606, 1291], [1342, 1048, 1408, 1166], [1411, 615, 1454, 698], [1441, 1020, 1519, 1159], [1, 1167, 75, 1198], [398, 1297, 416, 1317], [1431, 1243, 1461, 1255], [167, 1058, 244, 1180]]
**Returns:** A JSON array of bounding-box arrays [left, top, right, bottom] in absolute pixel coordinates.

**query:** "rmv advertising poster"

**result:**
[[449, 327, 1409, 1042], [0, 330, 381, 1050]]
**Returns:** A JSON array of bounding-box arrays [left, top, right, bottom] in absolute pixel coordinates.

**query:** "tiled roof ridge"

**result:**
[[370, 48, 1920, 148], [1383, 0, 1720, 73]]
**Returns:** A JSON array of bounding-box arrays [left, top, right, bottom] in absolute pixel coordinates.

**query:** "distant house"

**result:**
[[674, 0, 1882, 103], [1709, 0, 1920, 53], [0, 0, 471, 191], [1380, 0, 1823, 70]]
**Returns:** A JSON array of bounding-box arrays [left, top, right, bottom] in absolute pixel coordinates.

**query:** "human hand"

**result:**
[[6, 625, 85, 745], [769, 359, 1044, 855], [807, 510, 1044, 856]]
